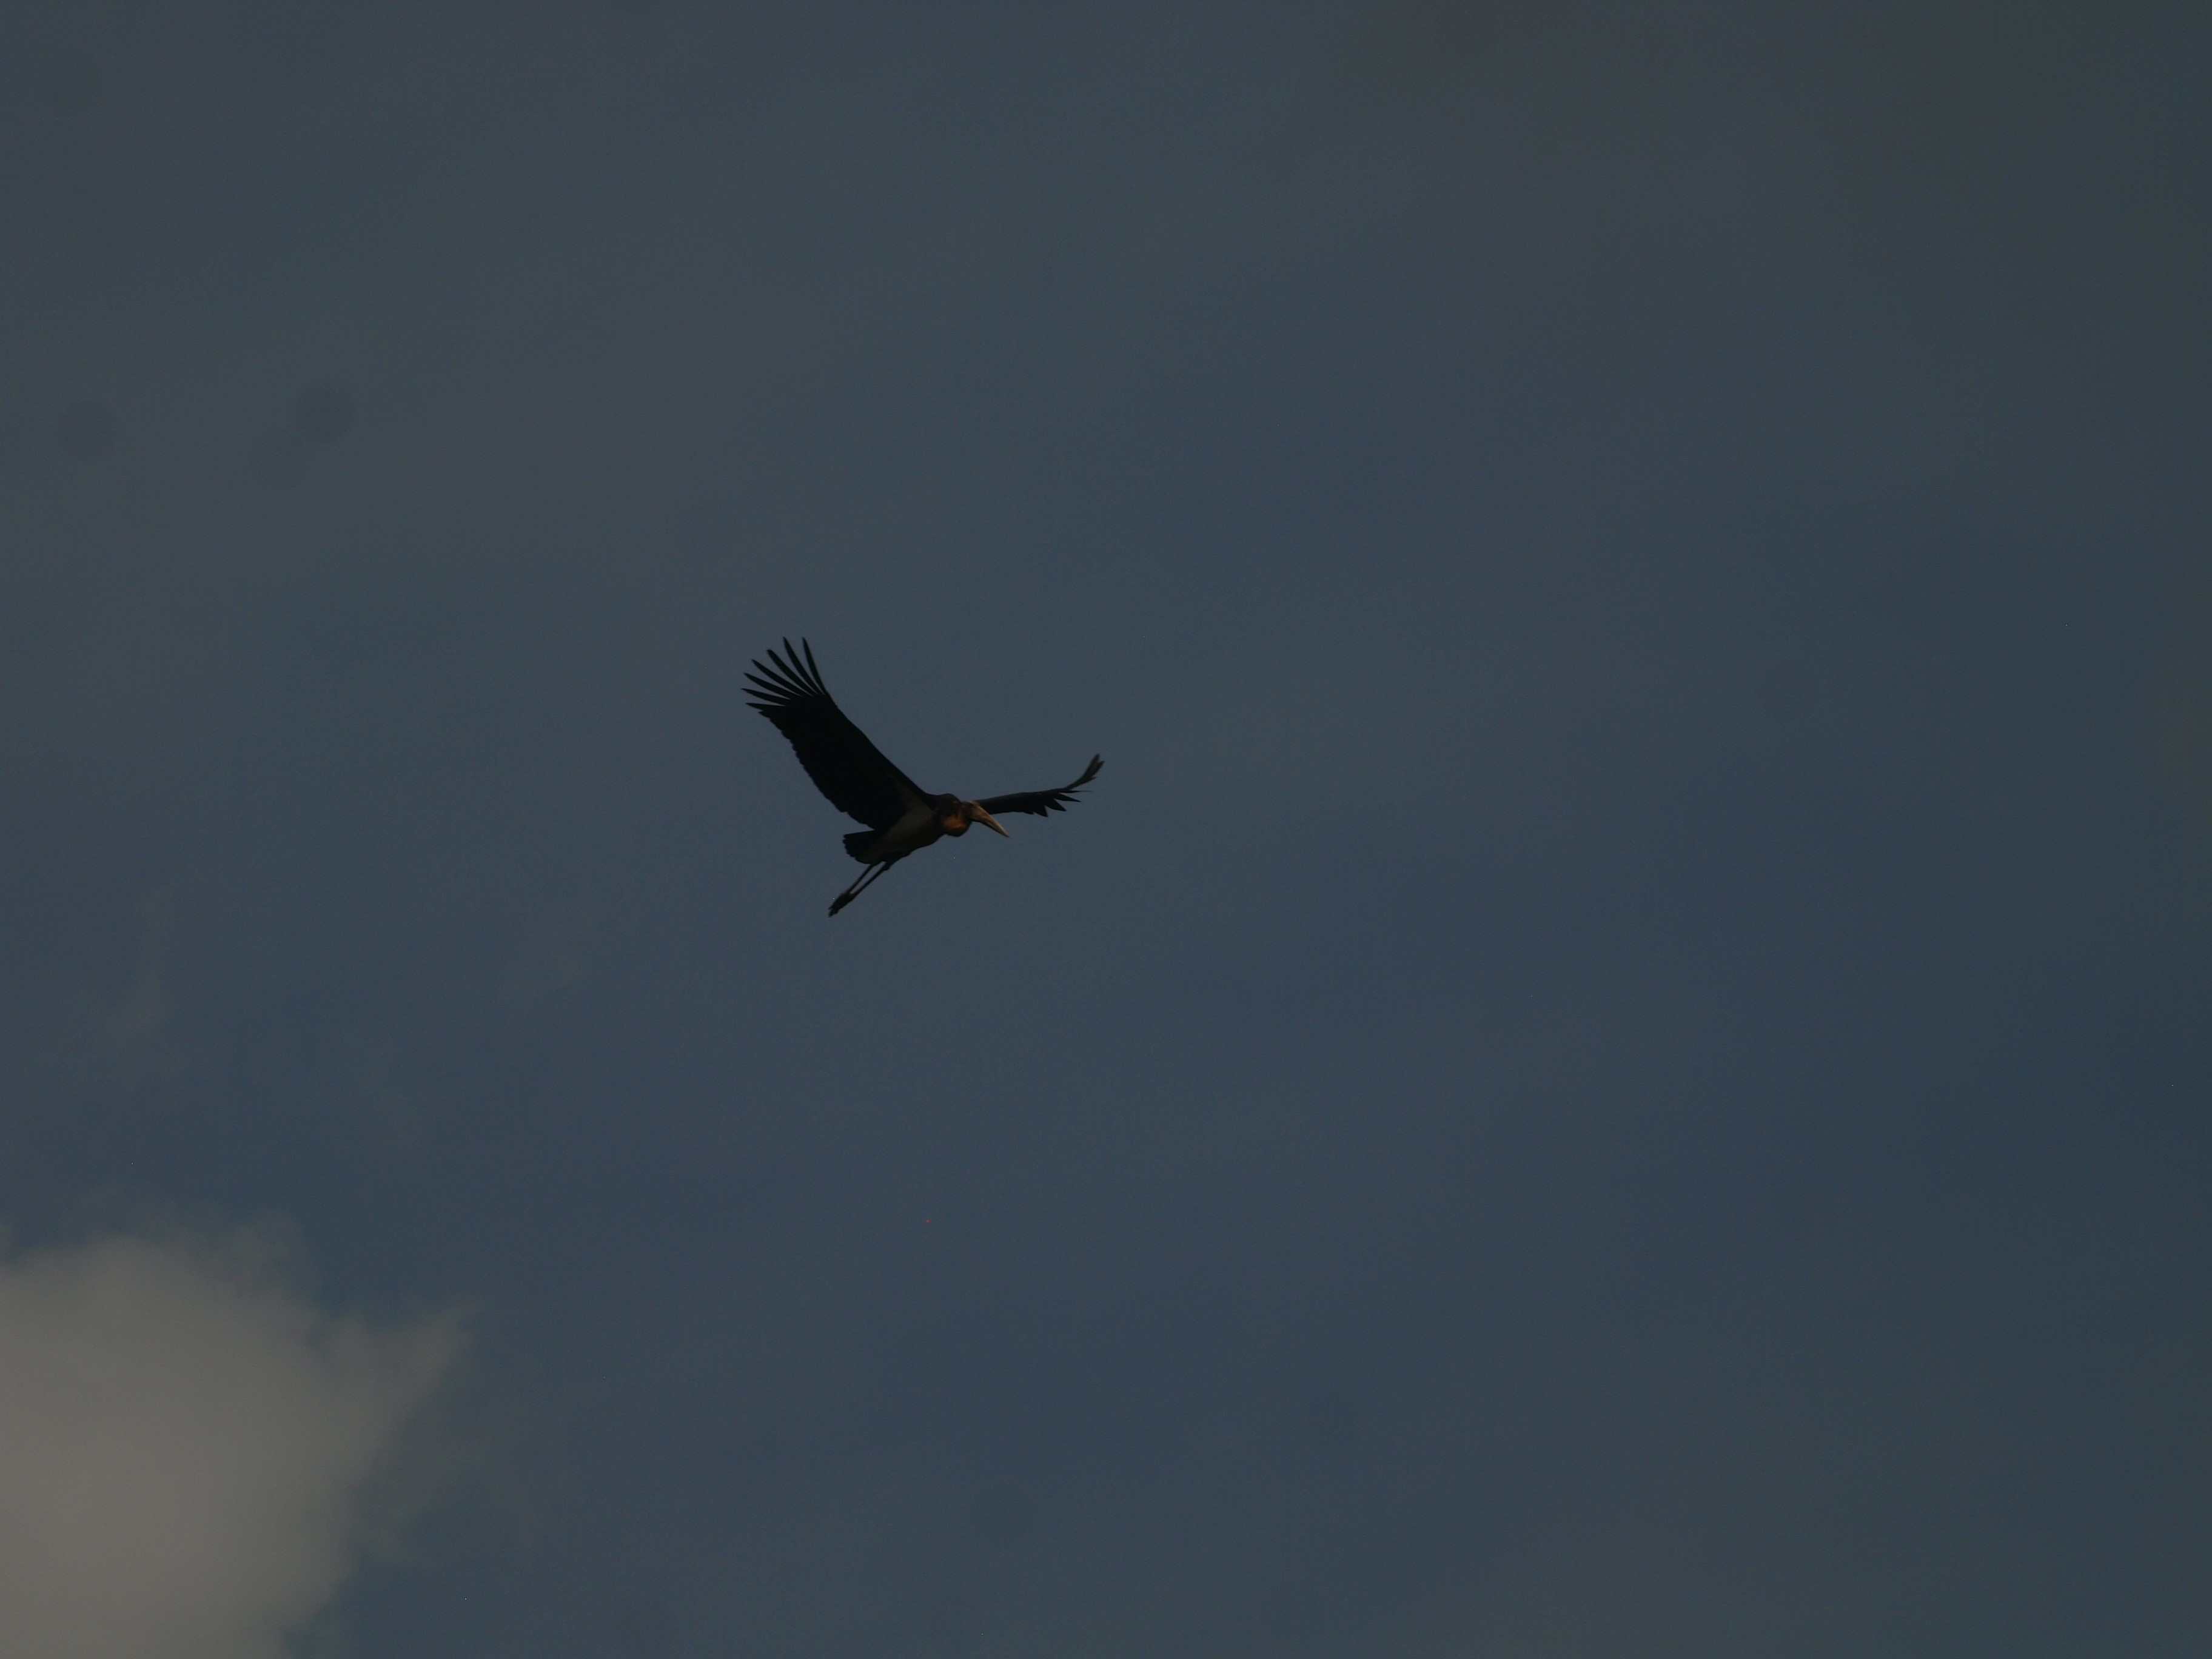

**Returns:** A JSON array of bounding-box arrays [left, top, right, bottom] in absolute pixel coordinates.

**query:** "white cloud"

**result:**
[[0, 1230, 461, 1659]]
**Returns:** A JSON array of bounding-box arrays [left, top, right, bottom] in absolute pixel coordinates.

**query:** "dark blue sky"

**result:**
[[2, 4, 2208, 1656]]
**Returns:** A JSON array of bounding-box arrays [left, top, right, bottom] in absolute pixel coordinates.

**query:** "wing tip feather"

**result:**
[[752, 638, 832, 703]]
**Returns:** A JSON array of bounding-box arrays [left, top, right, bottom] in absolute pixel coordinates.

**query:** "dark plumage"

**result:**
[[746, 639, 1101, 916]]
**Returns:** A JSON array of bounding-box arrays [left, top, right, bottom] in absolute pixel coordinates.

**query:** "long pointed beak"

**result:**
[[973, 806, 1009, 837]]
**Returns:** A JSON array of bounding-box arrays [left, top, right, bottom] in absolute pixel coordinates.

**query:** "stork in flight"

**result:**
[[746, 639, 1102, 916]]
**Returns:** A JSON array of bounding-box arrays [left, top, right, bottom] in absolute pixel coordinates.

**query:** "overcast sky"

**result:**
[[2, 3, 2208, 1656]]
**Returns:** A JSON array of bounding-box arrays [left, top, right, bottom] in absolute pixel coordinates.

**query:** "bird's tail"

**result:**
[[841, 830, 877, 863]]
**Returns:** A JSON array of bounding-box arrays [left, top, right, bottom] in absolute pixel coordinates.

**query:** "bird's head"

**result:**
[[942, 800, 1009, 838]]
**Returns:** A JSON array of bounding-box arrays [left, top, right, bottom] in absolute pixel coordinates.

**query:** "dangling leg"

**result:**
[[828, 857, 901, 916], [828, 864, 876, 916], [828, 862, 893, 916]]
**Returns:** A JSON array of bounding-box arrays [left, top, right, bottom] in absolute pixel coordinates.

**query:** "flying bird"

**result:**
[[746, 638, 1102, 916]]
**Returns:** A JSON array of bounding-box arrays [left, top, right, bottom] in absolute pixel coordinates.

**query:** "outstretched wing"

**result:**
[[745, 640, 928, 831], [978, 754, 1103, 818]]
